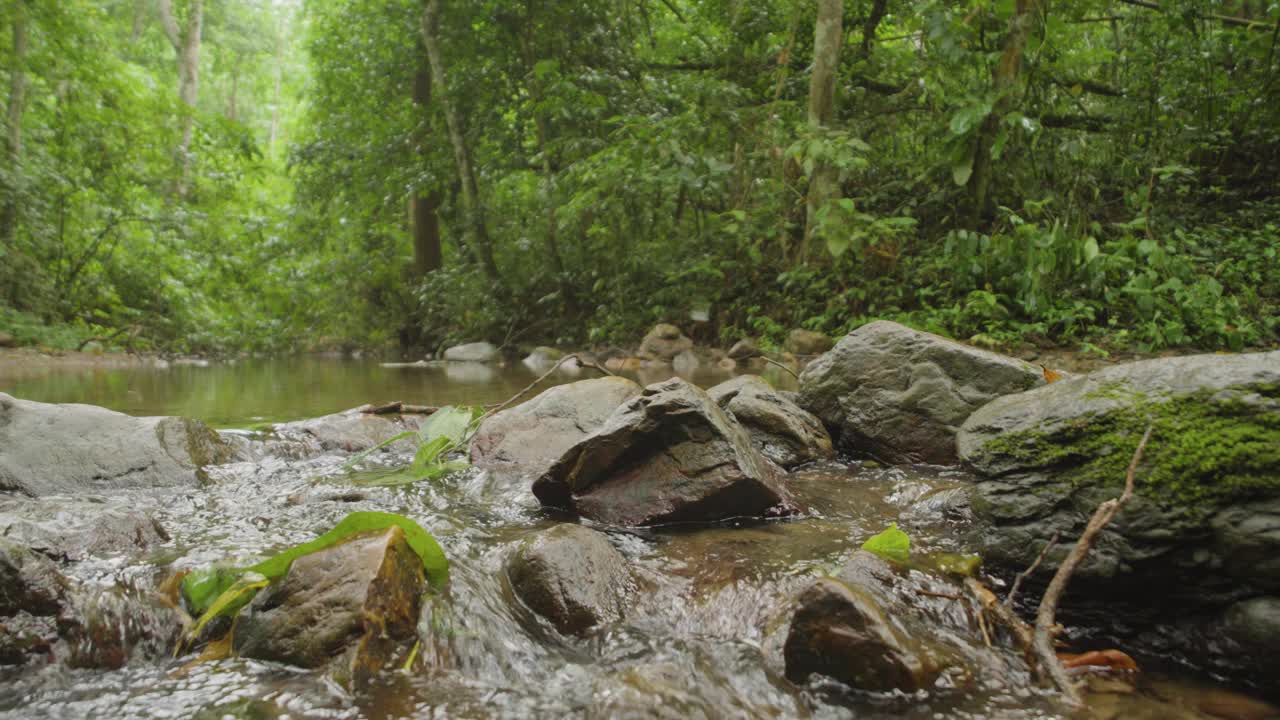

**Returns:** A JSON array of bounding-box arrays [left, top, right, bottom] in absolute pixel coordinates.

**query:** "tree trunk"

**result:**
[[157, 0, 203, 197], [420, 0, 501, 285], [802, 0, 843, 262], [268, 42, 282, 155], [2, 1, 28, 249], [410, 66, 442, 276], [966, 0, 1039, 228], [227, 59, 240, 121]]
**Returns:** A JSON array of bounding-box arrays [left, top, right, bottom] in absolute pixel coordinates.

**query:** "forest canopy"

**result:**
[[2, 0, 1277, 355]]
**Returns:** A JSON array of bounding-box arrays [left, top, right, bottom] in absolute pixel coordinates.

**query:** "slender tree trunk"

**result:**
[[420, 0, 501, 284], [2, 1, 29, 250], [410, 66, 442, 276], [227, 59, 240, 121], [131, 0, 147, 45], [802, 0, 843, 263], [268, 43, 283, 155], [157, 0, 203, 197], [966, 0, 1039, 229]]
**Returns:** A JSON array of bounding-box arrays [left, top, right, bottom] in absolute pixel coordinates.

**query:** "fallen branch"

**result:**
[[1032, 425, 1154, 707], [359, 401, 440, 416]]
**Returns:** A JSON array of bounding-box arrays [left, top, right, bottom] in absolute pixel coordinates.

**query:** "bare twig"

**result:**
[[761, 356, 799, 379], [1005, 531, 1061, 610], [477, 354, 613, 421], [1032, 425, 1154, 707], [917, 589, 963, 600]]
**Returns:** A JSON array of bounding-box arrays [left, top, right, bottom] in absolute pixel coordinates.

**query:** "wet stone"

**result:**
[[505, 524, 632, 636], [534, 378, 797, 527], [234, 526, 425, 684], [708, 375, 833, 469]]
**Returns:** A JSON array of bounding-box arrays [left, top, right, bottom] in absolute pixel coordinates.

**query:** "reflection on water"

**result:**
[[0, 356, 798, 427]]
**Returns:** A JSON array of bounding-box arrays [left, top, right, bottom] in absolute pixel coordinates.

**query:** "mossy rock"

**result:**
[[957, 350, 1280, 599]]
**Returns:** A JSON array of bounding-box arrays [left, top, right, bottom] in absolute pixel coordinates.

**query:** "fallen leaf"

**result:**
[[1041, 365, 1065, 384], [1058, 649, 1140, 672]]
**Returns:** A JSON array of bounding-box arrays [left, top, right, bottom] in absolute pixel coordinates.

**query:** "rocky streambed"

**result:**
[[1, 321, 1278, 719]]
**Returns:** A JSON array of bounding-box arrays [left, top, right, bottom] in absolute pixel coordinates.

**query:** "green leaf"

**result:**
[[1083, 237, 1100, 262], [952, 156, 974, 186], [861, 522, 911, 562], [187, 573, 270, 644]]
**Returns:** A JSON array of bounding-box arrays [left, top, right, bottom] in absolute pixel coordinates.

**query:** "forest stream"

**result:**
[[1, 356, 1276, 720]]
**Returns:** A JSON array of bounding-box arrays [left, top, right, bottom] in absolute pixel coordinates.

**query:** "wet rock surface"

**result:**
[[505, 524, 632, 635], [0, 538, 68, 616], [534, 378, 796, 526], [783, 550, 1022, 694], [798, 321, 1043, 464], [470, 377, 642, 484], [234, 526, 425, 680], [708, 375, 833, 468], [958, 350, 1280, 691], [0, 393, 232, 496], [255, 407, 426, 459], [637, 324, 694, 363], [0, 498, 168, 561]]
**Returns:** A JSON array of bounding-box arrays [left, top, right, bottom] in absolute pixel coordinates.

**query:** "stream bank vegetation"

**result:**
[[1, 1, 1278, 356]]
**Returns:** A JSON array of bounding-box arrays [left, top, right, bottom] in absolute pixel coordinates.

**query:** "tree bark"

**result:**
[[420, 0, 501, 285], [966, 0, 1040, 228], [157, 0, 203, 197], [2, 1, 28, 249], [410, 66, 442, 276], [802, 0, 843, 262]]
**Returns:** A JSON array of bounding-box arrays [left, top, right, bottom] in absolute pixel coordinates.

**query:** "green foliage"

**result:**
[[861, 523, 911, 563], [346, 405, 480, 486], [179, 511, 450, 650]]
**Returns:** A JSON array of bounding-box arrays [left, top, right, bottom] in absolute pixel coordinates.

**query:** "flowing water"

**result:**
[[0, 358, 1273, 719]]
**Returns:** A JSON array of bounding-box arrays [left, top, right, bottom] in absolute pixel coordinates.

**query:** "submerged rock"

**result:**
[[443, 341, 499, 363], [785, 329, 833, 356], [797, 321, 1042, 464], [260, 407, 426, 458], [0, 538, 68, 617], [783, 551, 1020, 694], [708, 375, 833, 468], [505, 524, 631, 635], [533, 378, 797, 526], [957, 350, 1280, 690], [235, 526, 425, 683], [638, 324, 693, 363], [0, 393, 233, 496], [470, 377, 642, 485], [0, 498, 168, 561], [727, 338, 761, 361]]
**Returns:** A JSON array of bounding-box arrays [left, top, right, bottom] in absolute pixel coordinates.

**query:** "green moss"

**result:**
[[981, 384, 1280, 515]]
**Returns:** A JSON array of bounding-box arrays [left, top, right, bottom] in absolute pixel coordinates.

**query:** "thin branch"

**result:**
[[155, 0, 182, 50], [1032, 425, 1154, 707], [476, 354, 614, 422], [1005, 531, 1060, 610]]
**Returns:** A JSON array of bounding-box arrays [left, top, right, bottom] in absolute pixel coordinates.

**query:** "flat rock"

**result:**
[[470, 377, 642, 484], [533, 378, 797, 526], [505, 524, 631, 635], [797, 321, 1042, 464], [235, 526, 425, 683], [708, 375, 833, 468], [0, 393, 233, 496]]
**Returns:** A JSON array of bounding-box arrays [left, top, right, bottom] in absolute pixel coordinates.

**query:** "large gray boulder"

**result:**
[[637, 324, 693, 363], [957, 351, 1280, 689], [0, 393, 233, 496], [797, 321, 1042, 464], [235, 526, 425, 684], [505, 524, 632, 635], [470, 377, 642, 484], [708, 375, 833, 468], [443, 341, 499, 363], [533, 378, 797, 526]]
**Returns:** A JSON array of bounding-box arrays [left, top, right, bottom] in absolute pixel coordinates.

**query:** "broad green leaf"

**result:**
[[862, 523, 910, 562], [186, 573, 269, 646], [1083, 237, 1100, 262]]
